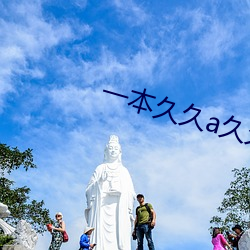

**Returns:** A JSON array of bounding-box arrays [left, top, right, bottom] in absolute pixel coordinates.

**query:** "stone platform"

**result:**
[[1, 245, 26, 250]]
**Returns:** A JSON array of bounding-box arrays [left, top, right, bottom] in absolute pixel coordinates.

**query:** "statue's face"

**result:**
[[107, 142, 121, 160]]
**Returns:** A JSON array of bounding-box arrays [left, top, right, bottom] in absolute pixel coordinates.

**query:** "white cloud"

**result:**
[[48, 84, 127, 120], [73, 0, 87, 9], [81, 48, 127, 85], [80, 45, 158, 87], [0, 1, 75, 110], [159, 7, 241, 67], [196, 20, 235, 63], [0, 2, 73, 58], [112, 0, 148, 26], [189, 8, 210, 33], [127, 42, 158, 84]]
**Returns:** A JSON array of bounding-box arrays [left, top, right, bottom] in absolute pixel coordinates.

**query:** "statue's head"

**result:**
[[0, 202, 10, 218], [104, 135, 122, 163]]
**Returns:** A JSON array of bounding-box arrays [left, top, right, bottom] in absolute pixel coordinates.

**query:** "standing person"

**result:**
[[133, 194, 156, 250], [211, 227, 232, 250], [85, 135, 136, 250], [48, 212, 66, 250], [230, 225, 244, 250], [79, 227, 96, 250], [226, 231, 238, 249]]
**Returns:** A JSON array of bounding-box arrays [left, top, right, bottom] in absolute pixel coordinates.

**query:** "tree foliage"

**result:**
[[0, 143, 52, 233], [210, 167, 250, 232], [0, 234, 14, 246], [0, 144, 36, 175]]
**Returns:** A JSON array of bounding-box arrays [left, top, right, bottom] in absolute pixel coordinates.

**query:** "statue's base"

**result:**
[[1, 245, 26, 250]]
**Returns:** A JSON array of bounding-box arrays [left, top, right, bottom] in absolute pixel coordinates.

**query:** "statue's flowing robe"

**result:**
[[85, 163, 136, 250], [239, 229, 250, 250]]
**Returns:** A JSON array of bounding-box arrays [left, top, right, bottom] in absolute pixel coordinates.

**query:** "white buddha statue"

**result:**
[[0, 202, 15, 235], [239, 228, 250, 250], [85, 135, 136, 250], [0, 203, 38, 250]]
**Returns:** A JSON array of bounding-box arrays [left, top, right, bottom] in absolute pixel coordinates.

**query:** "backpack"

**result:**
[[136, 203, 154, 229]]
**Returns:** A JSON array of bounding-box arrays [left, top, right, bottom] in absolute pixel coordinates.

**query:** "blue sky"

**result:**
[[1, 0, 250, 249]]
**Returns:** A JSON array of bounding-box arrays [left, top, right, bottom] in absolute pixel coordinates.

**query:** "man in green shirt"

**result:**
[[133, 194, 156, 250]]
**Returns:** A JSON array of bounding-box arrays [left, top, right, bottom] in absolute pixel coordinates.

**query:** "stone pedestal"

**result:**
[[2, 246, 26, 250]]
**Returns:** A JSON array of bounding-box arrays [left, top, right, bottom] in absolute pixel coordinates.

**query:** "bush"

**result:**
[[0, 234, 14, 246]]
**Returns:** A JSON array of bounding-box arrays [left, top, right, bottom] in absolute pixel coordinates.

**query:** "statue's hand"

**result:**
[[129, 213, 135, 222], [101, 171, 108, 181], [88, 201, 93, 208], [86, 195, 95, 208]]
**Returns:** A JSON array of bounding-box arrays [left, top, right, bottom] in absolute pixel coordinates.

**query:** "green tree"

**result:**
[[0, 143, 52, 233], [210, 167, 250, 232]]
